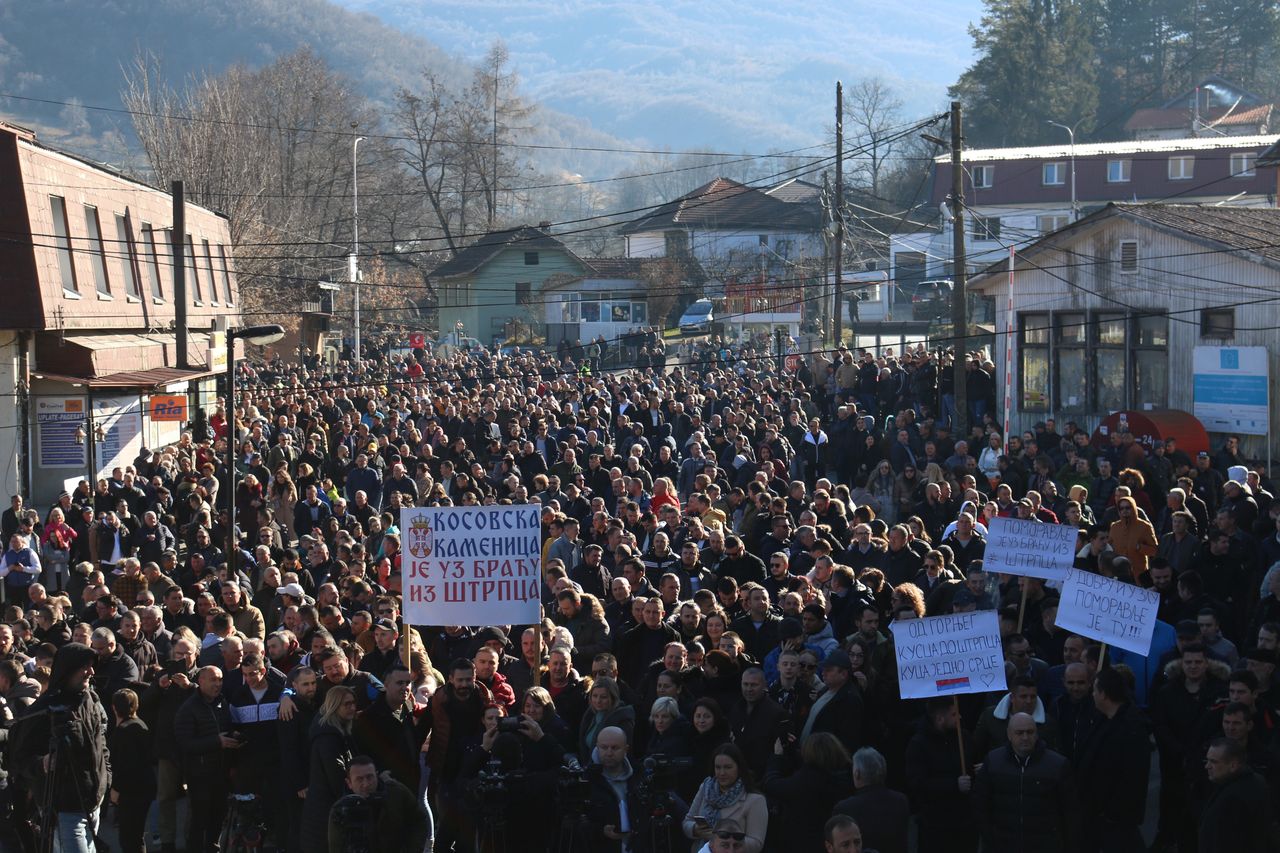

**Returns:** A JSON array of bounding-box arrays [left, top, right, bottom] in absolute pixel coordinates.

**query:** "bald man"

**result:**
[[972, 712, 1078, 852]]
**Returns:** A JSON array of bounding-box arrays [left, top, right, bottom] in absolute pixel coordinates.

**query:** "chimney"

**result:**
[[538, 221, 552, 229]]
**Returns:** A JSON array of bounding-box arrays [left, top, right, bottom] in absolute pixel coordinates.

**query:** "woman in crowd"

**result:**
[[683, 743, 768, 853]]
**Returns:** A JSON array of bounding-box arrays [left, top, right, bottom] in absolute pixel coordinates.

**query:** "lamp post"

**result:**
[[224, 324, 286, 570], [351, 133, 366, 364], [1046, 121, 1079, 222]]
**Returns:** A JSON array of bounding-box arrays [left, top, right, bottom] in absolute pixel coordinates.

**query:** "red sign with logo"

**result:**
[[408, 332, 426, 349], [784, 354, 802, 372], [149, 395, 188, 422]]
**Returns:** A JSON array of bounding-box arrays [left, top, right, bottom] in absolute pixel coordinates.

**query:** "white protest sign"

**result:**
[[982, 516, 1078, 581], [890, 611, 1007, 700], [400, 506, 542, 626], [1055, 568, 1160, 656]]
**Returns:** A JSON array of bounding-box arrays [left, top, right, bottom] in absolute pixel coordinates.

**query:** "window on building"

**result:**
[[632, 301, 648, 324], [1055, 313, 1087, 412], [1168, 156, 1195, 180], [524, 252, 540, 266], [1119, 240, 1139, 273], [1037, 214, 1069, 234], [1019, 313, 1050, 412], [49, 196, 78, 294], [113, 214, 141, 299], [1095, 312, 1126, 412], [185, 234, 203, 304], [217, 245, 234, 304], [895, 251, 927, 303], [1231, 152, 1257, 177], [82, 205, 110, 296], [758, 234, 769, 247], [1201, 308, 1235, 338], [201, 239, 219, 305], [140, 224, 164, 300], [1133, 314, 1169, 409], [1042, 162, 1067, 186], [664, 231, 690, 257], [581, 301, 600, 322], [1107, 159, 1132, 183], [971, 165, 994, 189], [515, 281, 532, 304], [971, 216, 1001, 240]]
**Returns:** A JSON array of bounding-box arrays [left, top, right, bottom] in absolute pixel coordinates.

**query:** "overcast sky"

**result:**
[[337, 0, 983, 152]]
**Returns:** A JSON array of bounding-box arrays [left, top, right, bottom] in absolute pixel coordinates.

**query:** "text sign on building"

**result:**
[[36, 398, 86, 468], [890, 611, 1007, 700], [400, 506, 541, 626], [149, 395, 188, 422], [1193, 346, 1268, 435]]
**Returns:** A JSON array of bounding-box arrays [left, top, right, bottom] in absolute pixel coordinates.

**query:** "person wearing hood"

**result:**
[[971, 677, 1061, 759], [9, 642, 109, 853], [1108, 495, 1158, 578]]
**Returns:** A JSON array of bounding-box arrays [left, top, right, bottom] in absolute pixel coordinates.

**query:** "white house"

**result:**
[[968, 203, 1280, 460]]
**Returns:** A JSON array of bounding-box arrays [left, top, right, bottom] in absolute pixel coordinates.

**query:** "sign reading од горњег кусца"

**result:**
[[400, 506, 541, 626]]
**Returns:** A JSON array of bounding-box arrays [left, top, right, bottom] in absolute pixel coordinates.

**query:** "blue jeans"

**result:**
[[57, 808, 98, 853], [941, 393, 957, 429]]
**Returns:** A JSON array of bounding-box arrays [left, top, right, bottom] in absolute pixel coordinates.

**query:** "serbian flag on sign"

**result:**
[[936, 677, 971, 692]]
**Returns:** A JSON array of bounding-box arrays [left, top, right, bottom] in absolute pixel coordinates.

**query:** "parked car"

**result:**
[[679, 299, 715, 334]]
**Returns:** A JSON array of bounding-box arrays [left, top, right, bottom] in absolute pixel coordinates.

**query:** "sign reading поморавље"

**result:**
[[400, 506, 542, 626], [982, 516, 1077, 582]]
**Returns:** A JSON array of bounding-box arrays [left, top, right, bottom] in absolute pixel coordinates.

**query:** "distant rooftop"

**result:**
[[942, 134, 1279, 164]]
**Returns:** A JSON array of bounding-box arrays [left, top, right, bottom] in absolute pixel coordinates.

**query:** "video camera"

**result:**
[[636, 754, 691, 815], [556, 756, 593, 818], [330, 792, 383, 853]]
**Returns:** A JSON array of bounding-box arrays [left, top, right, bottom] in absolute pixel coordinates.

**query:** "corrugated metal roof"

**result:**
[[944, 134, 1279, 164], [34, 366, 219, 388]]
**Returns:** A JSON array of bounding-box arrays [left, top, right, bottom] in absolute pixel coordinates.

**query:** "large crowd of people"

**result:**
[[1, 333, 1277, 853]]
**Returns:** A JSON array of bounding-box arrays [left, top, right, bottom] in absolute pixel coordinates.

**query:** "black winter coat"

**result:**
[[1074, 702, 1151, 828], [140, 669, 198, 763], [761, 757, 854, 850], [300, 721, 355, 853], [1198, 768, 1276, 853], [173, 691, 232, 783], [904, 717, 976, 830], [972, 741, 1078, 853], [10, 685, 110, 813]]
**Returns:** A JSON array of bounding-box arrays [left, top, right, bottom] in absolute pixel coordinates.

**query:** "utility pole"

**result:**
[[822, 172, 832, 341], [833, 81, 844, 347], [172, 180, 188, 370], [351, 131, 365, 363], [950, 101, 969, 436]]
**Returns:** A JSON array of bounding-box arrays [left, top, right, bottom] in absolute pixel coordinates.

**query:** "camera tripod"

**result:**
[[554, 811, 593, 853], [218, 793, 267, 853], [36, 708, 100, 853]]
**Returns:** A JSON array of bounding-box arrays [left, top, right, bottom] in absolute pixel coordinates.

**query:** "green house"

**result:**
[[430, 225, 590, 344]]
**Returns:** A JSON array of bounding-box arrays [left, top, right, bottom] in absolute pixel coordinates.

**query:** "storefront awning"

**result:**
[[31, 365, 220, 390]]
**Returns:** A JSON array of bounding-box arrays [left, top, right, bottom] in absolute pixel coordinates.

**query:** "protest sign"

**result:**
[[890, 611, 1007, 700], [1055, 568, 1160, 656], [400, 506, 542, 626], [982, 516, 1078, 581]]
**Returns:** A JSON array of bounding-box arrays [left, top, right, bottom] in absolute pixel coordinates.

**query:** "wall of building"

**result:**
[[979, 220, 1280, 460], [436, 247, 588, 344]]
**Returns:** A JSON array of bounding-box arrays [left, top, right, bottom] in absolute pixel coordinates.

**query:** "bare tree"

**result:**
[[844, 78, 904, 198]]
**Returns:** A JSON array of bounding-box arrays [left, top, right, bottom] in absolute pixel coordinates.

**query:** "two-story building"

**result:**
[[890, 134, 1278, 310], [0, 120, 239, 505]]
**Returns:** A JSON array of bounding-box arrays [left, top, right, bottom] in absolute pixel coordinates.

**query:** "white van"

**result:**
[[678, 299, 715, 334]]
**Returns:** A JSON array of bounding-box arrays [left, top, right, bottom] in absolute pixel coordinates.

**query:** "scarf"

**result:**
[[698, 776, 745, 826]]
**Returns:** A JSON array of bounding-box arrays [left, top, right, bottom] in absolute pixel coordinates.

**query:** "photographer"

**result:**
[[460, 707, 558, 851], [327, 756, 430, 853], [9, 642, 110, 853]]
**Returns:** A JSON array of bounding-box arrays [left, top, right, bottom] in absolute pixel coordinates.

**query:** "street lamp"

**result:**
[[351, 131, 366, 364], [224, 324, 286, 569], [1046, 120, 1079, 222]]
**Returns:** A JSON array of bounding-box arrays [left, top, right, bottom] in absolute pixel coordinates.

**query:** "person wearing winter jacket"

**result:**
[[972, 712, 1079, 853], [299, 686, 358, 853], [0, 532, 41, 607], [905, 698, 978, 853], [173, 666, 240, 853]]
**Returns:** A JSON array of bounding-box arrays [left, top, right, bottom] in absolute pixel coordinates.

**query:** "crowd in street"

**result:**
[[1, 334, 1278, 853]]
